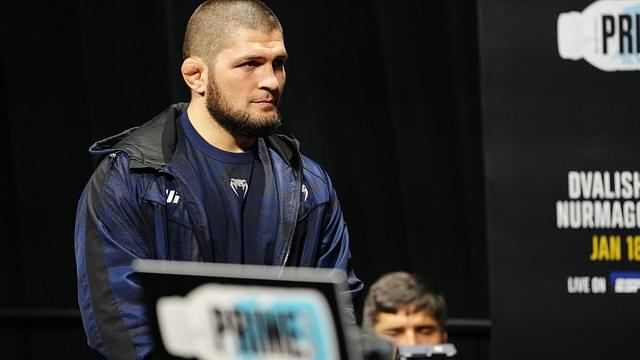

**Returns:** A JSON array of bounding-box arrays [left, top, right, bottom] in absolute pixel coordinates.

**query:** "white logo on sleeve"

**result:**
[[230, 178, 249, 198], [302, 184, 309, 202], [166, 189, 180, 204]]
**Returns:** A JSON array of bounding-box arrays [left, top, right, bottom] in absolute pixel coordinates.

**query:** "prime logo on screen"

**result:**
[[155, 284, 338, 360], [558, 0, 640, 71]]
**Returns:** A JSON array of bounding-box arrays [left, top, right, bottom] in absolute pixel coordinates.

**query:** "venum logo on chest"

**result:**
[[230, 178, 249, 198]]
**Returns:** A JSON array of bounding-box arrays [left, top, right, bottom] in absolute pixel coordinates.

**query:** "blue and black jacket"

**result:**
[[75, 103, 363, 360]]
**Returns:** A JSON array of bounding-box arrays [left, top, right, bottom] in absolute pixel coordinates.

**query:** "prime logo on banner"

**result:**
[[479, 0, 639, 359], [558, 0, 640, 71]]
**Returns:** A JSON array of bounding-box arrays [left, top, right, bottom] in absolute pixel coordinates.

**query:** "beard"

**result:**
[[205, 77, 282, 138]]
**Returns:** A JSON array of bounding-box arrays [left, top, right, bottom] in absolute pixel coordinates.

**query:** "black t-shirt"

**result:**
[[171, 112, 273, 264]]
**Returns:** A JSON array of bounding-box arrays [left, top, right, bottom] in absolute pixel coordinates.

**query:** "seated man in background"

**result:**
[[363, 272, 448, 346]]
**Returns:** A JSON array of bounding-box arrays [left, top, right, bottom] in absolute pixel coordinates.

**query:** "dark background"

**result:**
[[0, 1, 488, 359]]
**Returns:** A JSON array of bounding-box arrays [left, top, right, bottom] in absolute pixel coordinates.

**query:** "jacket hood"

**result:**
[[89, 103, 301, 170]]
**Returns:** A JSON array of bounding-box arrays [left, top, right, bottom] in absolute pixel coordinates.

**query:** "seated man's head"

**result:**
[[363, 272, 448, 346]]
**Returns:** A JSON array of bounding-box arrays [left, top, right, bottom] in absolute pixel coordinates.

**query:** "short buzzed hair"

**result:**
[[363, 272, 447, 331], [183, 0, 283, 62]]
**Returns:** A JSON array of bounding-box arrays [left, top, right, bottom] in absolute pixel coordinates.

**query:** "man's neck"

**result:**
[[186, 102, 256, 153]]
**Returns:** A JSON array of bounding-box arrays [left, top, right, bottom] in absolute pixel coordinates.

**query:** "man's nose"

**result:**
[[400, 331, 417, 346], [258, 65, 280, 91]]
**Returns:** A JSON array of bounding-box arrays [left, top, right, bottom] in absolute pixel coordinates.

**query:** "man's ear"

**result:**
[[181, 57, 207, 95]]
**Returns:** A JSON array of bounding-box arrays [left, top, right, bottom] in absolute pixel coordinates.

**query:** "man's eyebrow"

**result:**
[[382, 326, 405, 332], [236, 53, 288, 61]]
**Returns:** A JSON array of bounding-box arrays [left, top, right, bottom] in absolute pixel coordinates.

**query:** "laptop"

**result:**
[[133, 259, 362, 360]]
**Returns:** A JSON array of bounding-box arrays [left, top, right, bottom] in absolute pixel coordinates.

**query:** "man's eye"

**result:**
[[382, 329, 401, 337], [273, 59, 285, 68], [241, 61, 260, 68], [417, 326, 436, 335]]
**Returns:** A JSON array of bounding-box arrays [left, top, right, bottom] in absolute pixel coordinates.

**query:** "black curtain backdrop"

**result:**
[[0, 1, 487, 359]]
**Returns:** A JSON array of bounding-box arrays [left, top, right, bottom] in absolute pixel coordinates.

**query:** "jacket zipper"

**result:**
[[108, 152, 118, 166], [278, 172, 301, 276]]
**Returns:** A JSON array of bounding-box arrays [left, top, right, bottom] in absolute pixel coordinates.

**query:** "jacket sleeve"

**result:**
[[75, 154, 154, 360], [315, 174, 364, 322]]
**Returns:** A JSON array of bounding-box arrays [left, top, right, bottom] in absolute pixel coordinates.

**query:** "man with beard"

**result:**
[[74, 1, 362, 359]]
